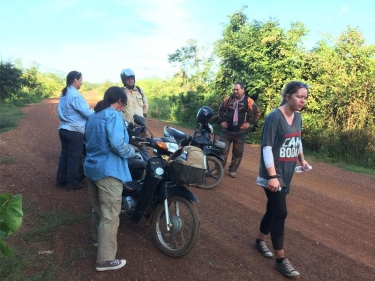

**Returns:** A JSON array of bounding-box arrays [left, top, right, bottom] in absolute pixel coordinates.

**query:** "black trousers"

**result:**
[[259, 188, 288, 250], [56, 129, 84, 185]]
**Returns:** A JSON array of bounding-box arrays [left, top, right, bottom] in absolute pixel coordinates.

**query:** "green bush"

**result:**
[[303, 128, 375, 169]]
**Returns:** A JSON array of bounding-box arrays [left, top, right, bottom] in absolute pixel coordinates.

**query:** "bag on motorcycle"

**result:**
[[167, 146, 206, 185]]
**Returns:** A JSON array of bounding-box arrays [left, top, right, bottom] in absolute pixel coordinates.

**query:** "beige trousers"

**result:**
[[87, 177, 123, 261]]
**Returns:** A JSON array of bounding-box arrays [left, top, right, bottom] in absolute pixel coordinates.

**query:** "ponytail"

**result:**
[[61, 71, 82, 96]]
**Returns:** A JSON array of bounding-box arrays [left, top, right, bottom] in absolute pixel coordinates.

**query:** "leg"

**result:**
[[56, 129, 68, 184], [228, 131, 246, 173], [95, 177, 123, 262], [66, 131, 84, 185], [87, 177, 100, 245], [219, 130, 233, 168]]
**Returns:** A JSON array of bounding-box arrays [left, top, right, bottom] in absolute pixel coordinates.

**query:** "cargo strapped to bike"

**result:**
[[167, 146, 206, 185]]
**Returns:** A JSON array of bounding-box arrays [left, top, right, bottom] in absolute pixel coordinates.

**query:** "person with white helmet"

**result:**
[[120, 68, 148, 122]]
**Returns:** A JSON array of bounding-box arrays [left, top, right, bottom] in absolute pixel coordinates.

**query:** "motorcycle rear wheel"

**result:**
[[196, 156, 224, 189], [152, 195, 200, 257]]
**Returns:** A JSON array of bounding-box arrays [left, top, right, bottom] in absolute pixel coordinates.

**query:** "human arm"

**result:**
[[241, 98, 261, 130], [139, 87, 148, 117], [246, 98, 261, 125], [298, 141, 309, 170], [263, 146, 281, 192], [218, 97, 229, 129], [72, 95, 94, 119], [106, 112, 135, 159]]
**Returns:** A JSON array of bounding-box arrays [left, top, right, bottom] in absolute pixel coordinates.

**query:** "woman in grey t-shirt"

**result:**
[[254, 81, 311, 278]]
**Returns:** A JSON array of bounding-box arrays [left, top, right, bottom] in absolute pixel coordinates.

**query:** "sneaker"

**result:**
[[229, 171, 237, 178], [95, 259, 126, 272], [254, 240, 273, 257], [274, 258, 300, 278]]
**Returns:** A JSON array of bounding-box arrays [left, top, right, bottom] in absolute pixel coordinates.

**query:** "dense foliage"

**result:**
[[168, 9, 375, 168], [1, 8, 374, 168]]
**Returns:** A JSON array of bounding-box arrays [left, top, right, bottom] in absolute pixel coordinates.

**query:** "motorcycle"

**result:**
[[164, 122, 227, 189], [123, 115, 200, 257]]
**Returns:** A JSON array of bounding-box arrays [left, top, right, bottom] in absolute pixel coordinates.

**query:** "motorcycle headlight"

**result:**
[[155, 167, 164, 175]]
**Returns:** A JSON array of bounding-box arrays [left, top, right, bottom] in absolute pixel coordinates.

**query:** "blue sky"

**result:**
[[1, 0, 374, 83]]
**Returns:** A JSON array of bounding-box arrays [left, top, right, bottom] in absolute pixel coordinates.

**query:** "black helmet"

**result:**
[[120, 68, 135, 83], [196, 106, 213, 124]]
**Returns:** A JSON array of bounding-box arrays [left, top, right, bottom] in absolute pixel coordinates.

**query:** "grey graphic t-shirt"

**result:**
[[259, 108, 302, 193]]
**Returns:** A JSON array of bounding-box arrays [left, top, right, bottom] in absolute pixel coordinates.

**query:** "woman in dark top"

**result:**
[[254, 81, 310, 278]]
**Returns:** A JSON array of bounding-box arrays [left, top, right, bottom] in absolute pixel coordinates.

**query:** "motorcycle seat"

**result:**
[[164, 126, 191, 144]]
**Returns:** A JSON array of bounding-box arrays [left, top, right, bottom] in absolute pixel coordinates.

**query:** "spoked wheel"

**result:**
[[152, 195, 200, 257], [196, 156, 223, 189]]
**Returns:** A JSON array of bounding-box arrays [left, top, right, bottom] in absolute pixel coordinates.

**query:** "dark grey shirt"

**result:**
[[259, 109, 302, 193]]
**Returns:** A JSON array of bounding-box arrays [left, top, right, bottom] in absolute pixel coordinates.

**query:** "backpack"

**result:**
[[167, 146, 206, 185], [122, 86, 146, 103]]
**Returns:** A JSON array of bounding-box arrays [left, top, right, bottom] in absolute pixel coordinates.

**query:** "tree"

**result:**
[[214, 9, 309, 116], [0, 62, 23, 102]]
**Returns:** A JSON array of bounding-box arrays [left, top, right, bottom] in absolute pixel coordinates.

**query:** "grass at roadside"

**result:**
[[0, 103, 25, 133], [0, 206, 89, 280]]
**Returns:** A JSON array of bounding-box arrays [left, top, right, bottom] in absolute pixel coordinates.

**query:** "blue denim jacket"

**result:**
[[58, 86, 94, 134], [84, 107, 135, 183]]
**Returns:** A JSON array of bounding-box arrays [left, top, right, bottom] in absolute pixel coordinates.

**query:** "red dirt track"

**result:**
[[0, 93, 374, 280]]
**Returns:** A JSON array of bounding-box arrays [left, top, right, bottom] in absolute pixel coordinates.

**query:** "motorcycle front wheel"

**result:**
[[152, 195, 200, 257], [196, 156, 224, 189]]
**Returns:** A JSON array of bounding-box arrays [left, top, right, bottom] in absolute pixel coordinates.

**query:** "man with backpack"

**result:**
[[120, 68, 148, 122], [218, 81, 261, 178]]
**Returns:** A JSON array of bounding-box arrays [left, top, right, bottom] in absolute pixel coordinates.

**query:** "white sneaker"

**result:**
[[95, 259, 126, 271]]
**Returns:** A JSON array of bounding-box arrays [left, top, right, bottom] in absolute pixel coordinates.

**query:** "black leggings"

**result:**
[[259, 189, 288, 250]]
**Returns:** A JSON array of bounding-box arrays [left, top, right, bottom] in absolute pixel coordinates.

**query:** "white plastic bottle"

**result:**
[[179, 151, 188, 161], [295, 165, 312, 173], [256, 176, 282, 192]]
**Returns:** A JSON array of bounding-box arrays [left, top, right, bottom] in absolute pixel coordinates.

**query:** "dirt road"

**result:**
[[0, 94, 374, 280]]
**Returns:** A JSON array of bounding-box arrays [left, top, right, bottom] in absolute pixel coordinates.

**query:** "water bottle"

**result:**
[[295, 165, 312, 173], [256, 176, 282, 192], [179, 151, 188, 161]]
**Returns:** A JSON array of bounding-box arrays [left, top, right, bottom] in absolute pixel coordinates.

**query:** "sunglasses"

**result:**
[[75, 72, 81, 78]]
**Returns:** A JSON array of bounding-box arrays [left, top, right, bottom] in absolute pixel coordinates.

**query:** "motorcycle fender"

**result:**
[[160, 185, 199, 202], [206, 151, 224, 162]]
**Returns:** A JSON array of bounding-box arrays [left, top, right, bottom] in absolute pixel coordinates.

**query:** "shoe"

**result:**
[[274, 258, 300, 278], [55, 181, 66, 187], [254, 240, 273, 257], [67, 183, 84, 191], [229, 171, 237, 178], [95, 259, 126, 272]]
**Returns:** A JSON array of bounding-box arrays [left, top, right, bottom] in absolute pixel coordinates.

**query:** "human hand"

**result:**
[[301, 159, 310, 170], [221, 121, 228, 129], [267, 178, 281, 192], [240, 122, 250, 130]]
